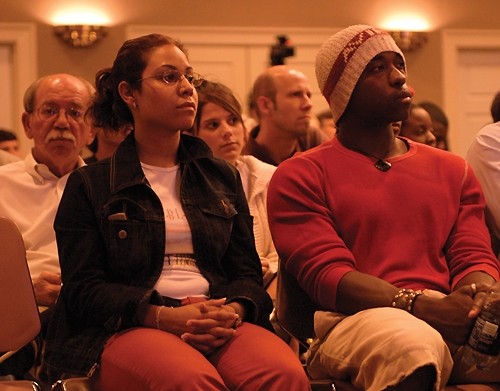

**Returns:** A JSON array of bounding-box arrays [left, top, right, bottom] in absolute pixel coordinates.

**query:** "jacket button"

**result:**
[[118, 230, 127, 239]]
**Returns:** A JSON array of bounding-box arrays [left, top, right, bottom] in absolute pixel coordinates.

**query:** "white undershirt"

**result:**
[[141, 162, 209, 299]]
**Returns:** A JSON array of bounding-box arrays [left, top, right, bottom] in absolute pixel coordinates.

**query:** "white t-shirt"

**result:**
[[141, 162, 209, 299]]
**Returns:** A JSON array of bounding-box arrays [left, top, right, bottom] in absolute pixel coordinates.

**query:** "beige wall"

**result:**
[[2, 0, 500, 152], [2, 0, 500, 105], [33, 25, 444, 106]]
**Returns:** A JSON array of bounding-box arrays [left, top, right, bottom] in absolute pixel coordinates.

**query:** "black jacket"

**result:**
[[41, 133, 273, 381]]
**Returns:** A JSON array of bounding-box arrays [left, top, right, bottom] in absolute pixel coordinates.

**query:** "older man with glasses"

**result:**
[[0, 74, 94, 309]]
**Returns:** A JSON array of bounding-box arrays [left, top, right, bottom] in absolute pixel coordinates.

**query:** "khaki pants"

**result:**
[[307, 307, 453, 391], [308, 305, 500, 390]]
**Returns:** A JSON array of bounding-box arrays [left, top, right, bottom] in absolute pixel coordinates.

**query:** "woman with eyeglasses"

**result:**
[[40, 34, 309, 390]]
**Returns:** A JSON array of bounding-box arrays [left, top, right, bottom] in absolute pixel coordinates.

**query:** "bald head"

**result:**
[[23, 74, 94, 114], [252, 66, 309, 119]]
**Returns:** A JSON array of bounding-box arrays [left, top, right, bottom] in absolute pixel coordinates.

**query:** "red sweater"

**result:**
[[268, 137, 499, 311]]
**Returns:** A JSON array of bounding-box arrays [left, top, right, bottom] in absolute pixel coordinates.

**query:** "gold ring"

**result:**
[[471, 283, 477, 296]]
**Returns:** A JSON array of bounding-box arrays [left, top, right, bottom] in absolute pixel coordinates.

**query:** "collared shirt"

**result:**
[[0, 152, 85, 278], [0, 149, 20, 166], [242, 125, 327, 166]]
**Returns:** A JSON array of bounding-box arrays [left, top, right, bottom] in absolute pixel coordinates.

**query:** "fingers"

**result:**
[[197, 299, 227, 313], [204, 298, 227, 307], [261, 258, 270, 274], [33, 282, 60, 306], [467, 283, 496, 319], [186, 312, 239, 333], [181, 328, 235, 354], [39, 271, 62, 285], [33, 273, 61, 306]]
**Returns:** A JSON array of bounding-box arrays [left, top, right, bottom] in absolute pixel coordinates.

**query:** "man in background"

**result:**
[[0, 73, 94, 308], [243, 65, 325, 165], [316, 109, 336, 139], [84, 124, 132, 164]]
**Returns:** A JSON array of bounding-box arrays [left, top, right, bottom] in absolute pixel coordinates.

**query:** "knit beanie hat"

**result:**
[[315, 25, 404, 124]]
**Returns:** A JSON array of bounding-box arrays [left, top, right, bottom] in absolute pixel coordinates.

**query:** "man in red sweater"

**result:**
[[268, 24, 500, 390]]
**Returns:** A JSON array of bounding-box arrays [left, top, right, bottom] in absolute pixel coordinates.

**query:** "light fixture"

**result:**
[[54, 25, 107, 48], [388, 31, 428, 52]]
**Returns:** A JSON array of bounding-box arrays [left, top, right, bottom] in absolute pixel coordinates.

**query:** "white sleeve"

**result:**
[[466, 122, 500, 239]]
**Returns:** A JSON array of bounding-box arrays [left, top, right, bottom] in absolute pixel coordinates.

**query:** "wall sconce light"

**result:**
[[54, 25, 107, 48], [388, 31, 428, 52]]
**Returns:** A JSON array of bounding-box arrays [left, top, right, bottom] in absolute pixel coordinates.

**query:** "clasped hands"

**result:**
[[33, 271, 61, 306], [157, 298, 241, 355]]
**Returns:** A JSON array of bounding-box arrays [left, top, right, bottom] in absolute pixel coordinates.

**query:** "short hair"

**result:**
[[23, 74, 94, 113], [0, 129, 17, 142], [418, 101, 449, 128], [89, 34, 187, 131], [317, 109, 333, 122], [252, 72, 277, 119], [490, 91, 500, 123], [246, 90, 256, 115], [192, 80, 244, 135]]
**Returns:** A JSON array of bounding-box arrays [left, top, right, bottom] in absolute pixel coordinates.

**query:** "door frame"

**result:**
[[0, 23, 37, 153], [442, 29, 500, 154]]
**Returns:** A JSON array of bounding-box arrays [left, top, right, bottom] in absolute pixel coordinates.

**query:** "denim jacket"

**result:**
[[41, 133, 273, 381]]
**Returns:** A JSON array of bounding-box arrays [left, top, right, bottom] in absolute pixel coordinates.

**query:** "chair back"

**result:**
[[0, 380, 41, 390], [275, 264, 319, 345], [0, 216, 41, 354]]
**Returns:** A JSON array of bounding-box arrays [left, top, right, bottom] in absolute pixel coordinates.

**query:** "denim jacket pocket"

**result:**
[[197, 197, 237, 219], [101, 199, 153, 279]]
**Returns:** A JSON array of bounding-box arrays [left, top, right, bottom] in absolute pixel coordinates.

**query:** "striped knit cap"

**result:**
[[316, 25, 404, 124]]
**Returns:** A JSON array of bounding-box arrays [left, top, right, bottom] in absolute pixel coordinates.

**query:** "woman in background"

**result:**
[[189, 80, 278, 296], [400, 103, 437, 147], [41, 34, 309, 391]]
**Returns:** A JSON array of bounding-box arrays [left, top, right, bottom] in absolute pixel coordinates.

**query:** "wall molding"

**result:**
[[0, 23, 37, 152]]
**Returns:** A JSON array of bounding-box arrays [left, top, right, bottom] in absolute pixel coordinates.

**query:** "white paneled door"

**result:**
[[0, 45, 14, 132], [455, 49, 500, 157], [443, 29, 500, 157], [0, 23, 37, 156]]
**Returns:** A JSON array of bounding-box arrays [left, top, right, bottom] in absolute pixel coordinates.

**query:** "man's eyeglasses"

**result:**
[[138, 70, 204, 88], [34, 104, 85, 123]]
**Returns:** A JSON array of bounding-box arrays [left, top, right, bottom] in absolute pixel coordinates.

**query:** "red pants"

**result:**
[[95, 323, 310, 391]]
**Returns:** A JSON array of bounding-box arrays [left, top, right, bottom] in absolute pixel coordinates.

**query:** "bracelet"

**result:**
[[155, 306, 164, 329], [391, 288, 423, 313]]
